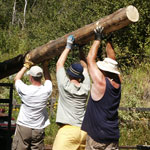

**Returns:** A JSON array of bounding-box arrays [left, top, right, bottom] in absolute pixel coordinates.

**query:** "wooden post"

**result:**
[[0, 5, 139, 79]]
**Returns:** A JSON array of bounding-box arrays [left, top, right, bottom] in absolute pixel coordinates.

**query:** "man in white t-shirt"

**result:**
[[12, 56, 52, 150]]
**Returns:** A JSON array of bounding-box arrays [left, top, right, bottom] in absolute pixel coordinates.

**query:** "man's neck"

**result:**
[[31, 81, 41, 86], [70, 79, 80, 87]]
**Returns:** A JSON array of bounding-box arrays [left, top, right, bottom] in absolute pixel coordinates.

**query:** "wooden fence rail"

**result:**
[[119, 145, 150, 150]]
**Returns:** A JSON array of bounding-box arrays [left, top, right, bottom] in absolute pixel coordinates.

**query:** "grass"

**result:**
[[119, 62, 150, 146], [120, 62, 150, 108]]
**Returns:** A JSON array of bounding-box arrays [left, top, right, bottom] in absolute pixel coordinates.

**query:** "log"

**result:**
[[0, 54, 25, 80], [0, 5, 139, 79]]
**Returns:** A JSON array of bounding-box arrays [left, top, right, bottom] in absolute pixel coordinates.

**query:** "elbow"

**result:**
[[87, 55, 91, 64], [14, 76, 18, 82], [56, 61, 61, 68], [56, 61, 63, 71]]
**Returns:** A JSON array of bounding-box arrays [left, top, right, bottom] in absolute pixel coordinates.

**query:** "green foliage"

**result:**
[[120, 122, 150, 145], [45, 114, 59, 145], [121, 62, 150, 108], [0, 1, 13, 29], [0, 0, 150, 68], [118, 62, 150, 145], [0, 0, 150, 147]]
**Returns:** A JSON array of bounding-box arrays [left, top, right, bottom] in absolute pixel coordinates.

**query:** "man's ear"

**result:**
[[29, 75, 32, 83]]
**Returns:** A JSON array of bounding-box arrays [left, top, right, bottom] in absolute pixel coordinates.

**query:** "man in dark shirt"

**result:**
[[82, 26, 121, 150]]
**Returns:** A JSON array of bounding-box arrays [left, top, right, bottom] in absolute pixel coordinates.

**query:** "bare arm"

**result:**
[[87, 40, 104, 82], [106, 41, 122, 83], [56, 47, 70, 71], [43, 61, 51, 80], [56, 35, 74, 71], [14, 66, 27, 82], [79, 46, 88, 70], [14, 53, 34, 82], [87, 40, 106, 100], [106, 41, 116, 60]]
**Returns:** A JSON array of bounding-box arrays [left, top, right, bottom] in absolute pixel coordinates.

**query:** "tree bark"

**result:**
[[0, 54, 25, 80], [0, 5, 139, 79]]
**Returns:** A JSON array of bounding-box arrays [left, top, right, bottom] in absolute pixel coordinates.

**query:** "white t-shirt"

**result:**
[[15, 80, 52, 129], [56, 67, 90, 127]]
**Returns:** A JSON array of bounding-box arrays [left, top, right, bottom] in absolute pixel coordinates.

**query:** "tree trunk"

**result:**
[[0, 5, 139, 79], [12, 0, 17, 25], [22, 0, 28, 30]]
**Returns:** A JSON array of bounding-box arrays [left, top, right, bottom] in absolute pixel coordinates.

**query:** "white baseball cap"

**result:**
[[27, 66, 43, 77], [97, 58, 120, 75]]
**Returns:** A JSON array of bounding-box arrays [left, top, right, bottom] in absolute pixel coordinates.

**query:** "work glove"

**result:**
[[94, 26, 104, 41], [66, 35, 75, 49], [24, 54, 34, 69]]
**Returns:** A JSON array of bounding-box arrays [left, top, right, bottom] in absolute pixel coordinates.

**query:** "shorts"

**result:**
[[12, 124, 45, 150], [52, 124, 87, 150], [85, 135, 119, 150]]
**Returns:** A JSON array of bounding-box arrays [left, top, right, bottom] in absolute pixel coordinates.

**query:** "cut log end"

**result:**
[[126, 5, 139, 22]]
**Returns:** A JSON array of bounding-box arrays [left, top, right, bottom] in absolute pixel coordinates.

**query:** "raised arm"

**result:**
[[79, 46, 88, 70], [14, 67, 27, 82], [106, 37, 122, 83], [87, 40, 105, 84], [87, 26, 105, 83], [106, 41, 116, 60], [14, 54, 33, 82], [56, 35, 75, 71], [87, 26, 106, 100], [42, 61, 51, 80]]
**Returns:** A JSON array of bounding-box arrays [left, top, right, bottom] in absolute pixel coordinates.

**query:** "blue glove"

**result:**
[[94, 26, 104, 41], [66, 35, 75, 49]]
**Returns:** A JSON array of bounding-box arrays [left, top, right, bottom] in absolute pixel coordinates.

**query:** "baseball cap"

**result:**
[[27, 66, 43, 77]]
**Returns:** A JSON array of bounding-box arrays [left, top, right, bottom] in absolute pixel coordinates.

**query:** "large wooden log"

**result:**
[[0, 5, 139, 79]]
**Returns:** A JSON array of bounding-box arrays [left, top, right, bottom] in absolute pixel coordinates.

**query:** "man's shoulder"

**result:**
[[44, 80, 51, 83], [15, 79, 25, 86], [44, 80, 52, 87], [57, 67, 70, 85], [57, 67, 65, 74]]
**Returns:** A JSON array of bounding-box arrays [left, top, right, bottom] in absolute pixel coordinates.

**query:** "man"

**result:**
[[52, 35, 90, 150], [81, 26, 121, 150], [12, 55, 52, 150]]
